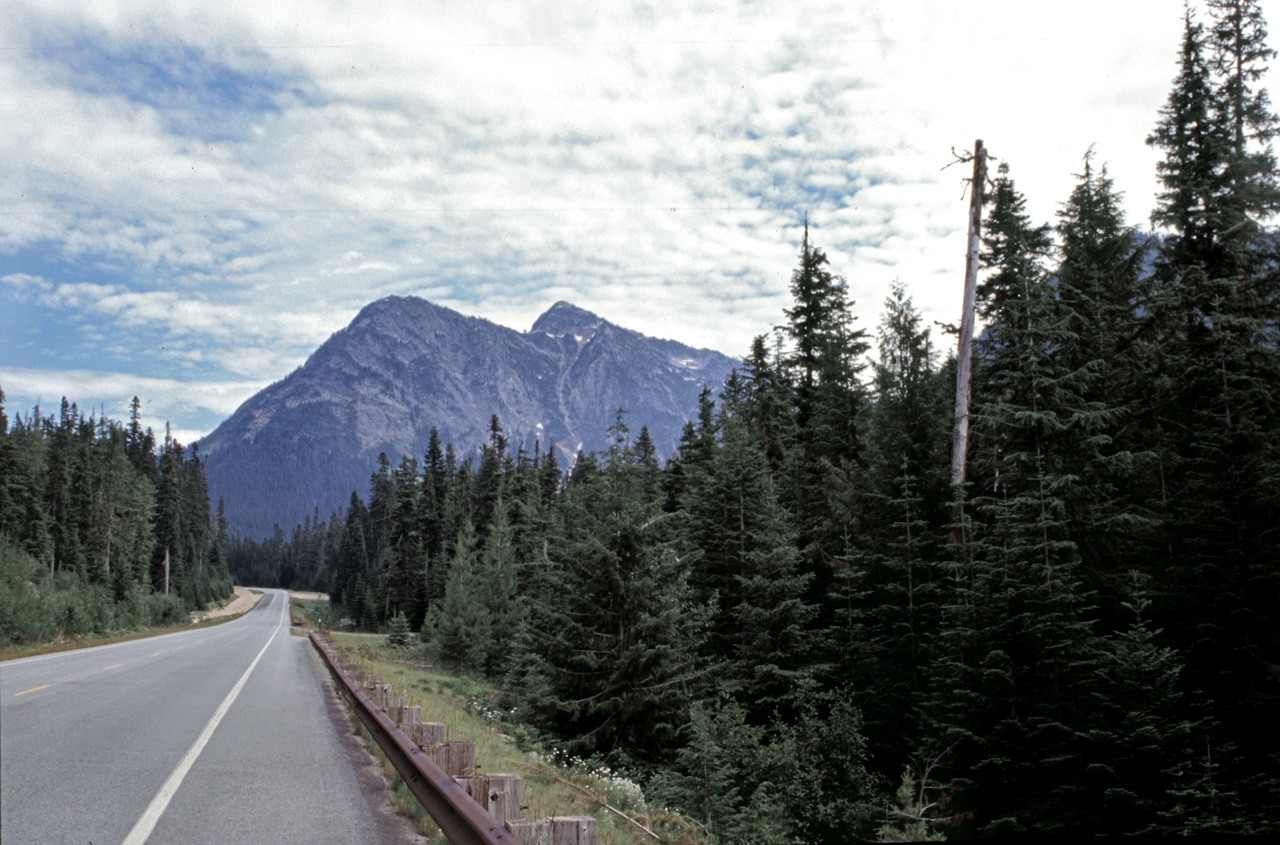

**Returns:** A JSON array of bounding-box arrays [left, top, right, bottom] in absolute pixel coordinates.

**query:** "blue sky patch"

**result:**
[[32, 29, 312, 141]]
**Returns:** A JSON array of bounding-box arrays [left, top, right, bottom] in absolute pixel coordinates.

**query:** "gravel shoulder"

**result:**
[[193, 586, 263, 622]]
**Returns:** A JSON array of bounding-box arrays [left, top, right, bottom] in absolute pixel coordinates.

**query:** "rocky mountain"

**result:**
[[199, 297, 739, 538]]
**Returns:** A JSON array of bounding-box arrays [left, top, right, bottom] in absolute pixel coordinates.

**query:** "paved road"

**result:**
[[0, 590, 419, 845]]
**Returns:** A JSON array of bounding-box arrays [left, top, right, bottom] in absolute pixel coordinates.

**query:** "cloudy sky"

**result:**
[[3, 0, 1275, 444]]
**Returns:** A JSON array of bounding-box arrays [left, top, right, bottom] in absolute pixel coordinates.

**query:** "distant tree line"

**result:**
[[173, 1, 1280, 838], [0, 394, 233, 645]]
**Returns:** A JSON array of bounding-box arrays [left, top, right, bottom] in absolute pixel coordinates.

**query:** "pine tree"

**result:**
[[739, 333, 795, 477], [1079, 572, 1196, 834], [386, 610, 411, 647], [779, 225, 870, 643], [517, 412, 709, 762], [479, 494, 520, 676], [151, 428, 184, 596], [1052, 150, 1156, 593], [877, 770, 947, 842], [332, 491, 372, 615], [428, 518, 490, 674], [1207, 0, 1280, 269], [650, 696, 795, 844], [924, 164, 1105, 834], [1146, 6, 1280, 825], [683, 399, 816, 715], [385, 455, 422, 620]]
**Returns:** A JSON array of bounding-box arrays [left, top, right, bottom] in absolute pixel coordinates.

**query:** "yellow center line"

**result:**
[[151, 652, 163, 657], [105, 664, 123, 670], [177, 645, 185, 649], [14, 684, 51, 697]]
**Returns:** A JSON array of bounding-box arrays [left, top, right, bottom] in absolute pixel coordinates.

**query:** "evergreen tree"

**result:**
[[479, 494, 520, 676], [386, 610, 411, 647], [650, 695, 796, 844], [783, 222, 854, 401], [384, 455, 422, 620], [1146, 5, 1280, 823], [924, 164, 1105, 834], [428, 518, 490, 674], [782, 684, 881, 841], [877, 770, 947, 842], [0, 391, 51, 561], [1079, 572, 1197, 834], [702, 401, 816, 715], [739, 332, 795, 477], [1053, 150, 1156, 594], [841, 288, 950, 778], [779, 224, 870, 646], [516, 412, 709, 762], [332, 491, 372, 615], [1207, 0, 1280, 269]]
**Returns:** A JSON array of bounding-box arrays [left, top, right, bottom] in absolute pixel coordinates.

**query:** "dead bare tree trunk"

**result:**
[[949, 139, 987, 541]]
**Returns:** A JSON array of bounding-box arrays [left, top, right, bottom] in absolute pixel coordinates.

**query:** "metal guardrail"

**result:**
[[309, 631, 513, 845]]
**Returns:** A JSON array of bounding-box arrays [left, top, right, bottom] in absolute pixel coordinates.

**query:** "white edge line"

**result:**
[[120, 594, 287, 845]]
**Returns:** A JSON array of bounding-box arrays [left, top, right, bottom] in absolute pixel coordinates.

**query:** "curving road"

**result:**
[[0, 589, 419, 845]]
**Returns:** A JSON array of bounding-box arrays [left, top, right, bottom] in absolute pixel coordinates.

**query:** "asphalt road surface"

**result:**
[[0, 589, 420, 845]]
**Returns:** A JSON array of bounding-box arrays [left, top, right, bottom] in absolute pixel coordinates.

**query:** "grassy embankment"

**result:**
[[0, 590, 255, 662], [289, 598, 703, 844]]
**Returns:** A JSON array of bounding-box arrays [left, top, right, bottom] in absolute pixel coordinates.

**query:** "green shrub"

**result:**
[[387, 611, 411, 647], [147, 592, 187, 625]]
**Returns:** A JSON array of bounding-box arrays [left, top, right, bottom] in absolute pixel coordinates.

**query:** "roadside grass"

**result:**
[[328, 632, 703, 845], [0, 609, 248, 662], [288, 595, 330, 638], [288, 595, 330, 627]]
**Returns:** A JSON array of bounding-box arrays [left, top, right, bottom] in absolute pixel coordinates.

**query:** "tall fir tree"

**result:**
[[1053, 151, 1158, 600], [1146, 5, 1280, 824], [837, 283, 951, 773], [515, 412, 709, 762], [924, 164, 1105, 834], [428, 518, 490, 674]]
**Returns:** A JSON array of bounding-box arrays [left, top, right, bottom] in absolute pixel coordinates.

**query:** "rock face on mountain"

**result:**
[[199, 297, 739, 538]]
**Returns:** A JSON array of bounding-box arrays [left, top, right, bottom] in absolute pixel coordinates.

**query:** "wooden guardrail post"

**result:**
[[414, 722, 447, 746], [550, 817, 596, 845], [486, 774, 522, 824], [458, 774, 522, 824], [421, 741, 476, 776], [505, 819, 552, 844]]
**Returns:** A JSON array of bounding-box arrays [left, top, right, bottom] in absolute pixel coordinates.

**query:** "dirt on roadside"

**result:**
[[193, 586, 263, 622]]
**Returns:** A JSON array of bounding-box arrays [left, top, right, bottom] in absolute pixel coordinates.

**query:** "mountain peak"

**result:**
[[201, 296, 739, 537], [531, 301, 604, 337], [354, 295, 450, 325]]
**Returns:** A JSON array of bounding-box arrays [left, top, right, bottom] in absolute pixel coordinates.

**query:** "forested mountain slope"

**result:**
[[199, 297, 737, 538]]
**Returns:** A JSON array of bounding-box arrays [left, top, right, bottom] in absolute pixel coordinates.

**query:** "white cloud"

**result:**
[[0, 366, 268, 443], [3, 0, 1275, 440], [2, 273, 54, 297]]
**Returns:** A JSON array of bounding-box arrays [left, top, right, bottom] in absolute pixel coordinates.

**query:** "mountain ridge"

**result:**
[[199, 296, 739, 538]]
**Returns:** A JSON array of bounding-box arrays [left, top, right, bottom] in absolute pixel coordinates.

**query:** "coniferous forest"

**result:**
[[222, 5, 1280, 838], [6, 2, 1280, 840], [0, 394, 234, 643]]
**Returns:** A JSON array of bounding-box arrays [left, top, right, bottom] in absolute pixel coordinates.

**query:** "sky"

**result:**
[[3, 0, 1276, 445]]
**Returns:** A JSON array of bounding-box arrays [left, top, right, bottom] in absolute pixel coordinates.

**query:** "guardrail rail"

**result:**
[[309, 631, 599, 845], [309, 631, 513, 845]]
